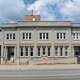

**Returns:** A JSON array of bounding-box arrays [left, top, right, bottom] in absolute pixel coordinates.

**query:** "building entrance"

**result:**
[[74, 46, 80, 63], [7, 47, 14, 63]]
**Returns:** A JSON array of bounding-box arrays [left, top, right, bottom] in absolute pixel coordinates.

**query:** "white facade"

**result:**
[[0, 16, 80, 64]]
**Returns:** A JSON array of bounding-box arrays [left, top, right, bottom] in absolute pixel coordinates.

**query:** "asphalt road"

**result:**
[[0, 69, 80, 80]]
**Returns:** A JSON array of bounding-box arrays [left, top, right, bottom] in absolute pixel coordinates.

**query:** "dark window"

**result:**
[[38, 47, 40, 56], [25, 47, 28, 56], [63, 33, 66, 39], [57, 33, 59, 39], [43, 47, 45, 55], [30, 47, 33, 56], [26, 33, 28, 39], [60, 33, 62, 39], [48, 47, 50, 56], [13, 33, 15, 39], [40, 33, 42, 39], [29, 33, 31, 39], [20, 47, 23, 56], [7, 34, 9, 39], [46, 33, 48, 39], [23, 33, 25, 39], [43, 33, 45, 39], [60, 47, 63, 56]]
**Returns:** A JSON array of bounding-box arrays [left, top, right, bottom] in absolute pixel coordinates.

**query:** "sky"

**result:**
[[0, 0, 80, 24]]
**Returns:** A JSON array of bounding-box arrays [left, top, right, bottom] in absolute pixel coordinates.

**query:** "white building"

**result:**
[[0, 15, 80, 64]]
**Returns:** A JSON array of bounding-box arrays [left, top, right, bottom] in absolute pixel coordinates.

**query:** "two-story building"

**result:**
[[0, 15, 80, 64]]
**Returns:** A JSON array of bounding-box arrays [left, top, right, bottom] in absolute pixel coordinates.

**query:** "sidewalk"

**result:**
[[0, 64, 80, 70]]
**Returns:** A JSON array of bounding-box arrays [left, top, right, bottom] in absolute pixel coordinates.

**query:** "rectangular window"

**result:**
[[13, 33, 15, 39], [7, 34, 9, 39], [38, 47, 40, 56], [26, 33, 28, 39], [43, 47, 45, 55], [60, 33, 62, 39], [23, 33, 25, 39], [65, 46, 68, 56], [25, 47, 28, 56], [46, 33, 48, 39], [29, 33, 31, 39], [20, 47, 23, 56], [48, 47, 50, 56], [43, 33, 45, 39], [60, 47, 63, 56], [57, 33, 59, 39], [55, 47, 58, 56], [10, 34, 12, 39], [63, 33, 66, 39], [40, 33, 42, 39], [30, 47, 33, 56]]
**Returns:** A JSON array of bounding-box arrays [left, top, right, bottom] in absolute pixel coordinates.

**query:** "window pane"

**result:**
[[40, 33, 42, 39], [63, 33, 66, 39], [29, 33, 31, 39], [7, 34, 9, 39], [57, 33, 59, 39], [48, 47, 50, 56], [43, 33, 45, 39], [23, 33, 25, 39], [25, 47, 28, 56], [60, 47, 63, 56], [43, 47, 45, 55], [13, 33, 15, 39], [20, 47, 23, 56], [26, 33, 28, 39], [30, 47, 33, 56], [46, 33, 48, 39]]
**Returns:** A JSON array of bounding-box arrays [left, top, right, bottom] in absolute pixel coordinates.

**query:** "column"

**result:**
[[45, 46, 47, 57], [4, 46, 7, 64], [1, 45, 4, 64], [41, 46, 42, 57], [23, 46, 25, 57], [58, 46, 60, 56], [28, 46, 30, 57], [33, 44, 37, 57], [16, 44, 20, 64], [14, 46, 16, 63], [63, 46, 65, 57]]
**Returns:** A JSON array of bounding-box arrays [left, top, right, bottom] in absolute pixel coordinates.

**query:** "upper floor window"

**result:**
[[39, 33, 48, 40], [22, 33, 32, 40], [72, 33, 80, 40], [6, 33, 15, 40], [57, 33, 66, 40]]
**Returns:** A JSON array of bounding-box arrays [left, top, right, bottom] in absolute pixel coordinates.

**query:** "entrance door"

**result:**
[[7, 47, 14, 63], [74, 46, 80, 63]]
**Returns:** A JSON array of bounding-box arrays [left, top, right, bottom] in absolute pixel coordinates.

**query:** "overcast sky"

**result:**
[[0, 0, 80, 24]]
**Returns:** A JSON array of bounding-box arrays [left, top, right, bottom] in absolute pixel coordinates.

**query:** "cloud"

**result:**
[[0, 0, 26, 22], [27, 0, 80, 22], [59, 0, 80, 21], [0, 0, 80, 23]]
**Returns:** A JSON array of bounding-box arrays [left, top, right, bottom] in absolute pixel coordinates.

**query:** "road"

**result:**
[[0, 69, 80, 80]]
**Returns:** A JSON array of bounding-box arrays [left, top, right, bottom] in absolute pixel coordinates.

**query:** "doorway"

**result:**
[[7, 47, 14, 63]]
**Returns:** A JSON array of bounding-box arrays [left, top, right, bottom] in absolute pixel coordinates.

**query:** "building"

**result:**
[[0, 15, 80, 65]]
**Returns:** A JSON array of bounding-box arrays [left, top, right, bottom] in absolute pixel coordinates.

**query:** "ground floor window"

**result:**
[[37, 47, 40, 56], [54, 46, 68, 57], [48, 47, 51, 56], [20, 47, 23, 56], [30, 47, 33, 56]]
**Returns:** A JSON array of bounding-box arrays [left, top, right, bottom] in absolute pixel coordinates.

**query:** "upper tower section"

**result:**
[[22, 10, 40, 22], [22, 15, 40, 22]]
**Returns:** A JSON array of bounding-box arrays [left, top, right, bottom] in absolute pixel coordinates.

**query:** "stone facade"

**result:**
[[0, 15, 79, 64]]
